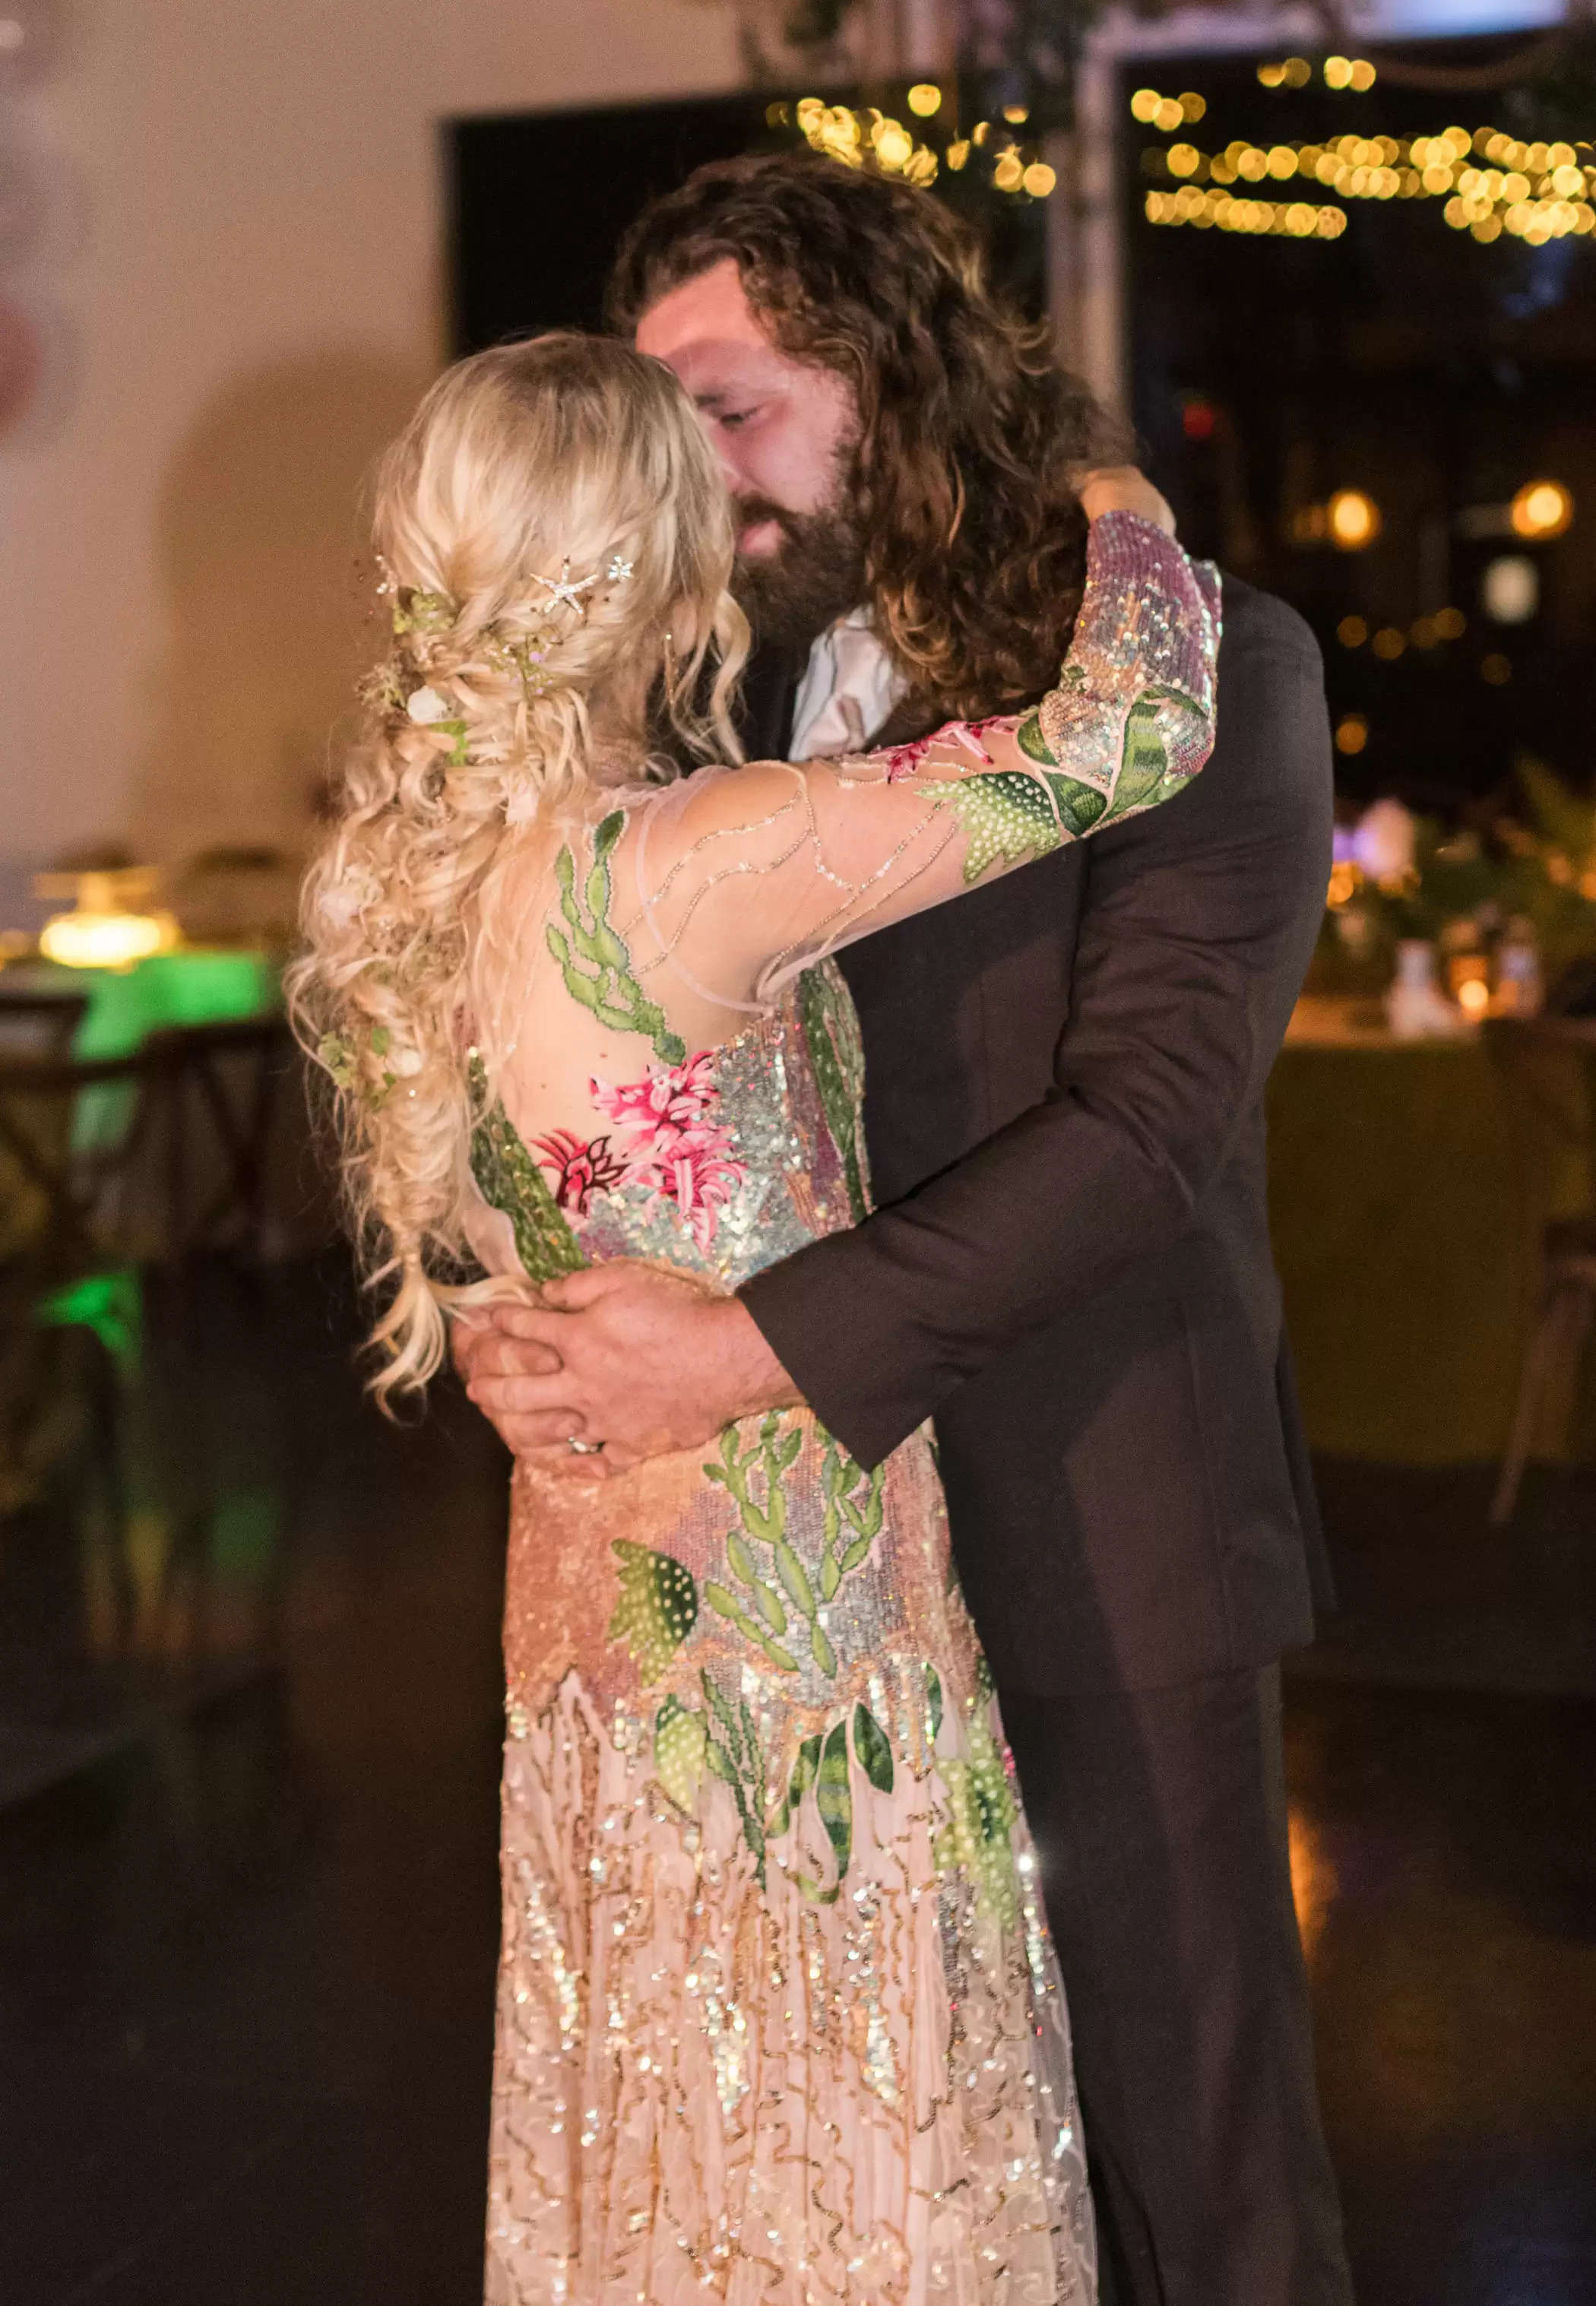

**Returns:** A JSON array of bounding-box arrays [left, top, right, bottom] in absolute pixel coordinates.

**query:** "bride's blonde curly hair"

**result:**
[[288, 331, 746, 1405]]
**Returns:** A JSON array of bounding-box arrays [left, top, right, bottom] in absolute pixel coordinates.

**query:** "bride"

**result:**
[[292, 330, 1219, 2305]]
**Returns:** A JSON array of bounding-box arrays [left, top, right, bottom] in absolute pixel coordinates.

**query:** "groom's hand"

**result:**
[[454, 1262, 801, 1476], [1075, 464, 1176, 536]]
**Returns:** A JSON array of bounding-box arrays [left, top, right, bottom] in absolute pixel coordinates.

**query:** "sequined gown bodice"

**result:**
[[467, 516, 1222, 2306]]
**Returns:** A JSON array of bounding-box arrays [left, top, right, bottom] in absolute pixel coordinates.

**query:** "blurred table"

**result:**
[[0, 952, 280, 1148], [1268, 996, 1590, 1465], [0, 949, 279, 1053]]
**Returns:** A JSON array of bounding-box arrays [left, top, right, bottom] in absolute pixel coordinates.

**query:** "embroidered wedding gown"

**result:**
[[470, 515, 1221, 2306]]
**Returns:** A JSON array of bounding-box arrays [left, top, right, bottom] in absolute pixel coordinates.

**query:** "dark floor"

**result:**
[[2, 1262, 1593, 2306]]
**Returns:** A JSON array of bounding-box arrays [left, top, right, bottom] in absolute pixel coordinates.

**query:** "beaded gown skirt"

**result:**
[[473, 963, 1095, 2306]]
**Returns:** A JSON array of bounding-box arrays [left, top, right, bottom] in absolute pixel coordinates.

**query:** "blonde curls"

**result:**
[[288, 332, 748, 1407]]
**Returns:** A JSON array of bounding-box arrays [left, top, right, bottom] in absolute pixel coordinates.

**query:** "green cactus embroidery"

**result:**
[[936, 1707, 1019, 1930], [546, 809, 686, 1061], [1105, 686, 1205, 819], [818, 1429, 885, 1602], [609, 1541, 698, 1683], [653, 1694, 708, 1813], [796, 964, 869, 1221], [766, 1705, 898, 1905], [852, 1701, 894, 1794], [942, 771, 1066, 882], [705, 1414, 838, 1674], [765, 1730, 822, 1841], [700, 1668, 769, 1884], [467, 1056, 586, 1282], [786, 1718, 853, 1905]]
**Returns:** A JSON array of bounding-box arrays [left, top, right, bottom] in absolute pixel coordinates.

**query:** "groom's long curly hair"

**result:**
[[607, 151, 1131, 722]]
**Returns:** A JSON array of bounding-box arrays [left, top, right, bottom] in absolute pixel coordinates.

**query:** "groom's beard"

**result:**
[[731, 496, 869, 655]]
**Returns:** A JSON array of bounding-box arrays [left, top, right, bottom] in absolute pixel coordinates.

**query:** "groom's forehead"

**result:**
[[635, 259, 796, 394]]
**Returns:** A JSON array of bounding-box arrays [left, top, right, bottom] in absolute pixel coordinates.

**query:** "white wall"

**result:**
[[0, 0, 741, 911]]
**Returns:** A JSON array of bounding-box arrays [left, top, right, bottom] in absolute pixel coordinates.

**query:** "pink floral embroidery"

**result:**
[[530, 1129, 628, 1215], [882, 715, 1009, 782], [590, 1051, 746, 1253]]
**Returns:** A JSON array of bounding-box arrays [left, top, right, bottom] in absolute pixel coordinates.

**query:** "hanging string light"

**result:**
[[1135, 95, 1596, 244], [778, 93, 1056, 201]]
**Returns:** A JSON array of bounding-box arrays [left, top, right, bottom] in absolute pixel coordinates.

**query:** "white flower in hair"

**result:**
[[406, 685, 451, 725], [318, 869, 381, 929], [504, 778, 540, 828], [390, 1046, 423, 1079]]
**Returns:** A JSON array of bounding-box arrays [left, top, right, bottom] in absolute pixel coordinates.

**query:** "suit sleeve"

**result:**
[[738, 596, 1334, 1470]]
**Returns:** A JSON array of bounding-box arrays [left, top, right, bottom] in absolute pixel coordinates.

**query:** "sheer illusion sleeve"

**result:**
[[632, 512, 1222, 1012]]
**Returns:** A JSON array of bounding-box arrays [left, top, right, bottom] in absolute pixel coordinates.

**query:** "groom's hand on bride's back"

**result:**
[[452, 1262, 801, 1478]]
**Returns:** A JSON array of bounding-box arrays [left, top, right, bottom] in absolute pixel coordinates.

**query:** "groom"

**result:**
[[458, 154, 1351, 2304]]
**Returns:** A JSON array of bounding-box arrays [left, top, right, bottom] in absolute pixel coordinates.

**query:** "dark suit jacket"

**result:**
[[739, 578, 1335, 1696]]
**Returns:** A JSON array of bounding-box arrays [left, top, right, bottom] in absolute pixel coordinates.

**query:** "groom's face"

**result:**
[[635, 257, 867, 649]]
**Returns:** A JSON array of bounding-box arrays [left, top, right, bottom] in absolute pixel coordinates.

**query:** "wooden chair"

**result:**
[[0, 1040, 156, 1585], [1486, 1016, 1596, 1525], [144, 1015, 293, 1264]]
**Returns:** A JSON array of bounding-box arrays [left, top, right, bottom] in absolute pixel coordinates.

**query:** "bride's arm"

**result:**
[[633, 513, 1221, 1009]]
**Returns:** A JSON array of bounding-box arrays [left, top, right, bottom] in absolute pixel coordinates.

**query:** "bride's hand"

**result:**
[[1075, 464, 1176, 537]]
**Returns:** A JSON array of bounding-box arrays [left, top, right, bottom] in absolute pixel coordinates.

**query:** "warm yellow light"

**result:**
[[907, 82, 942, 116], [1457, 976, 1490, 1017], [993, 149, 1024, 192], [1287, 1807, 1338, 1961], [1002, 103, 1029, 124], [1258, 61, 1287, 87], [1130, 87, 1162, 124], [1328, 488, 1381, 550], [1325, 55, 1353, 90], [1168, 143, 1200, 177], [1268, 145, 1298, 179], [873, 118, 913, 167], [1372, 626, 1405, 660], [1180, 91, 1206, 122], [1154, 97, 1185, 133], [1435, 606, 1466, 639], [1338, 614, 1368, 647], [1349, 59, 1376, 91], [1327, 859, 1362, 906], [1510, 479, 1573, 540], [40, 910, 174, 970], [1285, 56, 1312, 86], [945, 139, 971, 171], [1022, 162, 1056, 198], [1335, 714, 1369, 755], [1481, 653, 1512, 685]]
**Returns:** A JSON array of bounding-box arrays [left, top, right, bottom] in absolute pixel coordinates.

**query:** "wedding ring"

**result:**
[[567, 1436, 603, 1456]]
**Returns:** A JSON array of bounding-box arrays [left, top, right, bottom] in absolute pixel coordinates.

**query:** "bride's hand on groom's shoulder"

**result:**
[[1075, 464, 1176, 536], [454, 1260, 802, 1478]]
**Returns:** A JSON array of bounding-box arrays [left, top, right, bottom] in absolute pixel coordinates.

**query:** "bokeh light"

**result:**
[[1328, 489, 1382, 550], [1510, 480, 1574, 540]]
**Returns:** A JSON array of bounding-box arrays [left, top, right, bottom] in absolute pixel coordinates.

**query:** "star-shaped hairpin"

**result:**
[[530, 559, 602, 613]]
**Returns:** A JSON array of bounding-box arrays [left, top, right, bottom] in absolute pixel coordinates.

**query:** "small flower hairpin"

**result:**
[[528, 553, 635, 613]]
